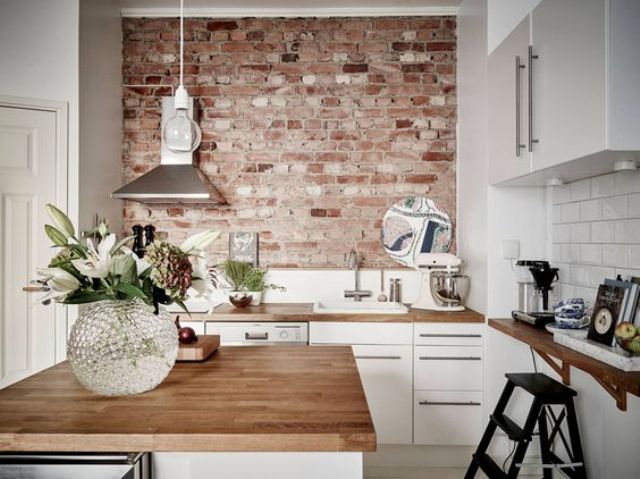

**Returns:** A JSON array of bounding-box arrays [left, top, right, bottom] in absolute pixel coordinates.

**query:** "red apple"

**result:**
[[178, 327, 197, 344]]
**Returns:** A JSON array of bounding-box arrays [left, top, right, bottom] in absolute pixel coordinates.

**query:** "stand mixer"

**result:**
[[413, 253, 470, 311]]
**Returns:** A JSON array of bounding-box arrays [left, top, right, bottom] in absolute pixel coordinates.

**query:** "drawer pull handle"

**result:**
[[419, 356, 481, 361], [419, 401, 481, 406], [355, 355, 402, 360], [245, 332, 269, 340], [419, 334, 481, 338]]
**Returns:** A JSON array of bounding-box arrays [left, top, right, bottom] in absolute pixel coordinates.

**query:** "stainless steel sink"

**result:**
[[313, 301, 409, 314]]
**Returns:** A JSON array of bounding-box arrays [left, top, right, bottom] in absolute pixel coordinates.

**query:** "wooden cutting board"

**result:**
[[177, 335, 220, 362]]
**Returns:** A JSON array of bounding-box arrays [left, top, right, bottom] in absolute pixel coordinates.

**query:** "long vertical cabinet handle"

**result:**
[[515, 56, 526, 156], [528, 45, 539, 152]]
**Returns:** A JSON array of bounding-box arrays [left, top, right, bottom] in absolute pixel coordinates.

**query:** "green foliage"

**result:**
[[222, 260, 253, 291], [244, 267, 267, 291]]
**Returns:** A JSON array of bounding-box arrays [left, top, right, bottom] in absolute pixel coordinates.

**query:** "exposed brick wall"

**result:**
[[122, 16, 457, 267]]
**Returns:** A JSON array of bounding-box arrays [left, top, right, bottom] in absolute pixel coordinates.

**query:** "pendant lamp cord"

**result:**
[[179, 0, 184, 87]]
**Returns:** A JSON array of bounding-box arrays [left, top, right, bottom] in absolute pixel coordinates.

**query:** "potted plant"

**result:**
[[35, 204, 220, 396], [217, 260, 285, 306]]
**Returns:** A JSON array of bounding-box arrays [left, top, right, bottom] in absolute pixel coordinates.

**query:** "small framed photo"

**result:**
[[229, 232, 259, 266]]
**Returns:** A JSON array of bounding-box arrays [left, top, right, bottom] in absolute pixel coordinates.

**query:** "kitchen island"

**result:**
[[0, 346, 375, 478]]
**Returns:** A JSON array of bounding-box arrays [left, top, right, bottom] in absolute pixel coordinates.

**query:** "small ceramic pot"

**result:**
[[247, 291, 262, 306]]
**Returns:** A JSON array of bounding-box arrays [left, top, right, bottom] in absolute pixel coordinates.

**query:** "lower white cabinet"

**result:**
[[352, 345, 413, 445], [309, 322, 413, 445], [414, 345, 483, 391], [413, 391, 483, 446], [309, 321, 485, 447]]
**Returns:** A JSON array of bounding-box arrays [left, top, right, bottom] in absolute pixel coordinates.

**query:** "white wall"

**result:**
[[0, 0, 80, 222], [79, 0, 123, 234], [487, 0, 541, 53], [457, 0, 489, 314]]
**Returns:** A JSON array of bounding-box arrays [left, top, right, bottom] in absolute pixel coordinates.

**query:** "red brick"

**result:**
[[207, 21, 238, 31], [122, 16, 457, 268]]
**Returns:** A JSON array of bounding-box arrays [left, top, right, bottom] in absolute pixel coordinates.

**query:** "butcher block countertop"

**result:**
[[0, 346, 375, 453], [183, 302, 484, 323]]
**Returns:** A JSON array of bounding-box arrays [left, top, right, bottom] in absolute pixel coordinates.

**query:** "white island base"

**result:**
[[153, 452, 363, 479]]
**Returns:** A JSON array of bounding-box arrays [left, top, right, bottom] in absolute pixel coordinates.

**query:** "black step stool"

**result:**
[[465, 373, 586, 479]]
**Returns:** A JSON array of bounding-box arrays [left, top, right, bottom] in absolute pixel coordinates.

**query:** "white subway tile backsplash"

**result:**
[[553, 184, 571, 204], [579, 199, 602, 221], [615, 219, 640, 243], [591, 221, 614, 243], [560, 203, 581, 223], [629, 245, 640, 269], [614, 170, 640, 195], [602, 196, 628, 220], [628, 193, 640, 218], [602, 244, 628, 268], [569, 178, 591, 202], [579, 244, 602, 264], [570, 223, 590, 243], [553, 224, 571, 243], [590, 174, 615, 199], [552, 175, 640, 297]]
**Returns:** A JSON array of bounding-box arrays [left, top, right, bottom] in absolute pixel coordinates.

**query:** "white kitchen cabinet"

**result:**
[[529, 0, 606, 171], [489, 0, 640, 186], [414, 323, 483, 346], [414, 345, 483, 391], [309, 322, 413, 445], [413, 391, 483, 446], [353, 345, 413, 445], [488, 15, 531, 185]]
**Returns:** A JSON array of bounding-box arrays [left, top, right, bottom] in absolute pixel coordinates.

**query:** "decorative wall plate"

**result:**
[[381, 196, 453, 268]]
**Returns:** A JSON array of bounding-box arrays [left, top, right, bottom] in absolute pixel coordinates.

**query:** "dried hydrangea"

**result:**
[[145, 241, 193, 302]]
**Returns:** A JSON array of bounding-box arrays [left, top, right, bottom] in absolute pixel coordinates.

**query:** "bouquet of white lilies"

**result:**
[[37, 204, 220, 313]]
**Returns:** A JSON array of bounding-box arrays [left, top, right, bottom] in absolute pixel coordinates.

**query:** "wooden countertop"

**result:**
[[0, 346, 376, 453], [181, 302, 484, 323], [489, 319, 640, 411]]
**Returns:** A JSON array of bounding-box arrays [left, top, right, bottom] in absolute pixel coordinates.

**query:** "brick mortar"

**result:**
[[122, 16, 457, 267]]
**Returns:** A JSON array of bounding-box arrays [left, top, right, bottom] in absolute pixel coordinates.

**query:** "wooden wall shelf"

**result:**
[[489, 319, 640, 411]]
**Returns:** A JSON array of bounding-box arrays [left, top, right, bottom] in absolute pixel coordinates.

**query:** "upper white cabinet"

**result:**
[[530, 0, 607, 171], [488, 16, 531, 185], [489, 0, 640, 186]]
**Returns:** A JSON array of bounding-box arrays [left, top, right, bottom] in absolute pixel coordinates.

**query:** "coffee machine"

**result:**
[[512, 260, 559, 328]]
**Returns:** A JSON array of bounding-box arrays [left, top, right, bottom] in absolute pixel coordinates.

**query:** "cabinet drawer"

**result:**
[[414, 346, 483, 390], [310, 322, 412, 345], [353, 345, 413, 445], [414, 323, 483, 346], [413, 391, 483, 446]]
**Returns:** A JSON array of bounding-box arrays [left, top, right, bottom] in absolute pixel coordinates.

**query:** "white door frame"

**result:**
[[0, 95, 71, 362]]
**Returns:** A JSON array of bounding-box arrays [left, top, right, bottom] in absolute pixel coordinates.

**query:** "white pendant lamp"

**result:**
[[162, 0, 202, 153]]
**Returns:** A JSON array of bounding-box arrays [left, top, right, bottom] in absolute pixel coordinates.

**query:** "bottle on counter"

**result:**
[[132, 225, 145, 258], [389, 278, 402, 303], [144, 224, 156, 247]]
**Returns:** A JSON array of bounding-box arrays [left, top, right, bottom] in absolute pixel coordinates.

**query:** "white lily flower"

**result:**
[[37, 267, 81, 297], [71, 234, 116, 279], [181, 230, 221, 255], [189, 255, 212, 297], [121, 247, 151, 275]]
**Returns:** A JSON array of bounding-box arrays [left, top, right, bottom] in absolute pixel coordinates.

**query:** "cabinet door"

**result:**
[[352, 345, 413, 445], [530, 0, 606, 170], [414, 391, 483, 445], [488, 16, 531, 185], [414, 345, 483, 391]]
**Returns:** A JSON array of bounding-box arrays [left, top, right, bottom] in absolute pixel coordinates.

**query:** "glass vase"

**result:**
[[67, 299, 178, 396]]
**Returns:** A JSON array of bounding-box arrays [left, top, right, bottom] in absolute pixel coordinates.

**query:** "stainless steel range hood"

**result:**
[[111, 97, 226, 205]]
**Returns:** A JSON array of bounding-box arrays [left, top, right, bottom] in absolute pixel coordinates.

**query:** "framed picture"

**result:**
[[229, 232, 259, 266]]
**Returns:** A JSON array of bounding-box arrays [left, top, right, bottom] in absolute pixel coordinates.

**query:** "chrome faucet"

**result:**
[[344, 249, 372, 302]]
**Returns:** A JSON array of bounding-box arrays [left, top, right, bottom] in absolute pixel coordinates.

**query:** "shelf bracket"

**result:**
[[533, 348, 571, 385], [592, 376, 627, 411]]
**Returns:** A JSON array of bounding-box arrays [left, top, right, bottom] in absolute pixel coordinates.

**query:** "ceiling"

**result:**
[[117, 0, 461, 17]]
